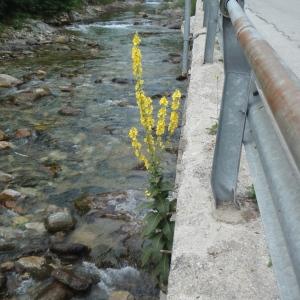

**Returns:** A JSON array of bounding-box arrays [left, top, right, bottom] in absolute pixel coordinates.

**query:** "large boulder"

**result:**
[[0, 74, 22, 88]]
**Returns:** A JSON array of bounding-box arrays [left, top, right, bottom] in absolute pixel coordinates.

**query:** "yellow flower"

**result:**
[[133, 33, 141, 46], [159, 96, 168, 106], [168, 111, 179, 135], [171, 89, 181, 111], [129, 127, 138, 139]]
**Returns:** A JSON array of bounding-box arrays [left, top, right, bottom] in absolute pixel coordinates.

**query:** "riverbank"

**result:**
[[0, 1, 183, 62]]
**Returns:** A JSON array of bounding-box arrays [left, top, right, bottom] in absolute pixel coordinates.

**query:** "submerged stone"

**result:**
[[0, 189, 22, 202], [50, 242, 91, 257], [0, 141, 13, 150], [0, 129, 8, 141], [15, 256, 46, 274], [58, 106, 81, 116], [0, 171, 13, 183], [51, 268, 92, 291], [0, 74, 22, 88], [33, 280, 73, 300], [109, 291, 135, 300], [45, 209, 75, 233], [15, 128, 32, 139]]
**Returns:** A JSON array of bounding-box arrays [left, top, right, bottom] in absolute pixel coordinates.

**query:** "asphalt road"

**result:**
[[245, 0, 300, 78]]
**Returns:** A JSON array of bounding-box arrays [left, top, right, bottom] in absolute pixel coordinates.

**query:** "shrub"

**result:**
[[128, 33, 181, 288], [0, 0, 83, 21]]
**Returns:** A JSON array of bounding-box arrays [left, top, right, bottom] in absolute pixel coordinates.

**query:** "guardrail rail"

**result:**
[[182, 0, 300, 299]]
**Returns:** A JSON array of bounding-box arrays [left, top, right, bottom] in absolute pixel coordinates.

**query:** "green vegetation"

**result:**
[[0, 0, 81, 21], [129, 33, 181, 288], [247, 184, 256, 201], [208, 122, 218, 135], [177, 0, 197, 16]]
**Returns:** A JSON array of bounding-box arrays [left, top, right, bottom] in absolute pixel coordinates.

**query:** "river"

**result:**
[[0, 1, 185, 299]]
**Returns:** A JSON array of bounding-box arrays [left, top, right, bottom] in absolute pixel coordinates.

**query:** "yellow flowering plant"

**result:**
[[128, 33, 182, 287]]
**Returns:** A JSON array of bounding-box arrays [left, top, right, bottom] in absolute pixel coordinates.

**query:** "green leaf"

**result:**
[[162, 221, 173, 241], [143, 212, 163, 236], [153, 254, 170, 285], [141, 246, 153, 267], [138, 200, 155, 210], [160, 181, 172, 192], [156, 198, 170, 215], [160, 254, 170, 284], [170, 198, 177, 212]]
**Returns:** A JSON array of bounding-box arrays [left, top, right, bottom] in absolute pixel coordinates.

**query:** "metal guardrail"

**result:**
[[183, 0, 300, 299]]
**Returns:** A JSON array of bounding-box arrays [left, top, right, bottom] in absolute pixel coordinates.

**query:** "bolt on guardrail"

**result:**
[[201, 0, 300, 298]]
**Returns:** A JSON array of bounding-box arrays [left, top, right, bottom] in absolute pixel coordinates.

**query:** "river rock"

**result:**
[[109, 291, 135, 300], [168, 22, 181, 30], [0, 74, 22, 88], [51, 268, 92, 291], [8, 87, 50, 105], [112, 78, 131, 85], [45, 209, 75, 233], [35, 281, 73, 300], [0, 141, 13, 150], [25, 222, 46, 234], [15, 256, 45, 274], [95, 78, 103, 84], [0, 239, 15, 251], [0, 261, 15, 272], [15, 128, 32, 138], [59, 85, 73, 92], [0, 272, 6, 291], [0, 129, 8, 141], [0, 189, 22, 202], [58, 106, 81, 116], [0, 171, 13, 183], [54, 35, 69, 44], [50, 242, 91, 257], [35, 69, 47, 80]]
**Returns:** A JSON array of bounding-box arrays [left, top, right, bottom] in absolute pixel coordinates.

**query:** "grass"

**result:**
[[207, 122, 218, 135], [267, 258, 272, 268], [247, 184, 256, 201]]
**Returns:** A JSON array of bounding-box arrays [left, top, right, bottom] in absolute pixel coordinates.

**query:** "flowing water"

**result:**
[[0, 1, 185, 298]]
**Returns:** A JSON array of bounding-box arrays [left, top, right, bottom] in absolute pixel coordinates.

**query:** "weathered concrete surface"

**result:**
[[167, 2, 279, 299]]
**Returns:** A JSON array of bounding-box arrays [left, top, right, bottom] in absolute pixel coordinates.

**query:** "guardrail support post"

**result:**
[[182, 0, 191, 76], [211, 0, 251, 206], [204, 0, 219, 63], [203, 0, 209, 27]]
